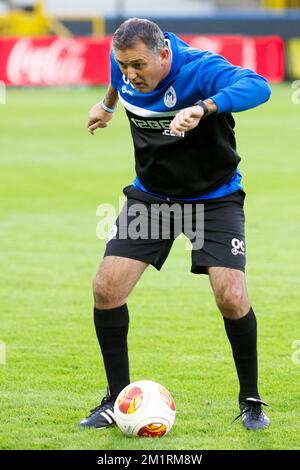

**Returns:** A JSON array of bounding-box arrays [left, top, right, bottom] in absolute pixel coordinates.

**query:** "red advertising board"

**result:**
[[0, 36, 111, 86], [0, 34, 284, 86], [183, 35, 284, 83]]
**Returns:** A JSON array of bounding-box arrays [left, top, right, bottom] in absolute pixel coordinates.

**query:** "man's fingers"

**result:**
[[170, 113, 190, 131], [169, 123, 182, 136], [87, 119, 101, 129], [170, 110, 201, 135], [170, 126, 184, 137], [88, 122, 99, 135], [170, 117, 189, 135], [87, 120, 108, 135]]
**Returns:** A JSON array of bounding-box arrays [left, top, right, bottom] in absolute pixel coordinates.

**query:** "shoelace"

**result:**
[[232, 399, 269, 424], [88, 395, 112, 416]]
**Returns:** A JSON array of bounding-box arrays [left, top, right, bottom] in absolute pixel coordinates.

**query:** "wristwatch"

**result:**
[[195, 100, 209, 118]]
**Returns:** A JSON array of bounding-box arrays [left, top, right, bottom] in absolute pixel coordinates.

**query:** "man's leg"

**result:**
[[79, 256, 148, 428], [208, 267, 270, 429], [208, 267, 258, 400], [93, 255, 148, 399]]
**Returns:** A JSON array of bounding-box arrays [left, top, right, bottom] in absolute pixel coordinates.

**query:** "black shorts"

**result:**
[[104, 185, 246, 275]]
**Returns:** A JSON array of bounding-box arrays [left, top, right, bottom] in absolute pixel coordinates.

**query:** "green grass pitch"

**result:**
[[0, 84, 299, 450]]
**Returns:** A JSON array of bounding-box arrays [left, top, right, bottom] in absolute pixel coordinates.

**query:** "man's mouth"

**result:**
[[132, 81, 145, 89]]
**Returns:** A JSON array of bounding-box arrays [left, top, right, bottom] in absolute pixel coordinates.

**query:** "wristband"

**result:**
[[195, 100, 209, 118], [100, 99, 118, 113]]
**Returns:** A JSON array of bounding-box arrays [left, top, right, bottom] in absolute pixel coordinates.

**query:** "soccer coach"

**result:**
[[79, 18, 271, 430]]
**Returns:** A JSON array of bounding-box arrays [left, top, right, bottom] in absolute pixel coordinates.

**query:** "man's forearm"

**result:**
[[203, 98, 218, 115], [193, 98, 217, 119], [103, 85, 119, 109]]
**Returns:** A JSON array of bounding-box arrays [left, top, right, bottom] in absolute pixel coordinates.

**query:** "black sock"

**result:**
[[223, 307, 260, 403], [94, 304, 130, 402]]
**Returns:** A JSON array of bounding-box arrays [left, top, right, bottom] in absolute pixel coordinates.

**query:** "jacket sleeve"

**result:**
[[109, 49, 119, 90], [197, 52, 271, 113]]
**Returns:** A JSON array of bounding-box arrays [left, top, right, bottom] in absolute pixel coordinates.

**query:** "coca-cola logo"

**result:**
[[7, 38, 87, 85]]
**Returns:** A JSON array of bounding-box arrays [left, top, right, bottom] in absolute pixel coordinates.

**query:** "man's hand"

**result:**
[[87, 103, 115, 135], [169, 99, 217, 137], [169, 105, 205, 137]]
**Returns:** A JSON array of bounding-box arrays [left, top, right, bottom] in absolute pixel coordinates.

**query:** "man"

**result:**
[[79, 18, 271, 431]]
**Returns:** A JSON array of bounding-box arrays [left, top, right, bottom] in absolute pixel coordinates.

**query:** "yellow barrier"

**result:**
[[286, 38, 300, 79], [0, 0, 104, 38], [262, 0, 300, 7], [92, 17, 105, 37], [0, 10, 48, 36]]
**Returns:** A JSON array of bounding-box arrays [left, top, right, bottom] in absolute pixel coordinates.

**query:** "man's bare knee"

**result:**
[[93, 274, 126, 309], [215, 287, 249, 319], [209, 267, 250, 319], [93, 256, 148, 310]]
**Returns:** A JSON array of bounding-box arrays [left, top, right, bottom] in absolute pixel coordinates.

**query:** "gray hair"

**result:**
[[112, 18, 165, 54]]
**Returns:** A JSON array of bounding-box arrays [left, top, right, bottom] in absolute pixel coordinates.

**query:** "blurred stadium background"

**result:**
[[0, 0, 300, 451], [1, 0, 300, 83]]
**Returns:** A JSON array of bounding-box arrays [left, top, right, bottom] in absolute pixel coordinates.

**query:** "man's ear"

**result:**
[[160, 47, 170, 65]]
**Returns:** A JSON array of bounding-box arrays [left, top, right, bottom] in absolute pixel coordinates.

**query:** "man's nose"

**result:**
[[127, 67, 137, 81]]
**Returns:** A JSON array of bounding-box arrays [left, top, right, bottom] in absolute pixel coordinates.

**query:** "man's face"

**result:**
[[114, 40, 170, 93]]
